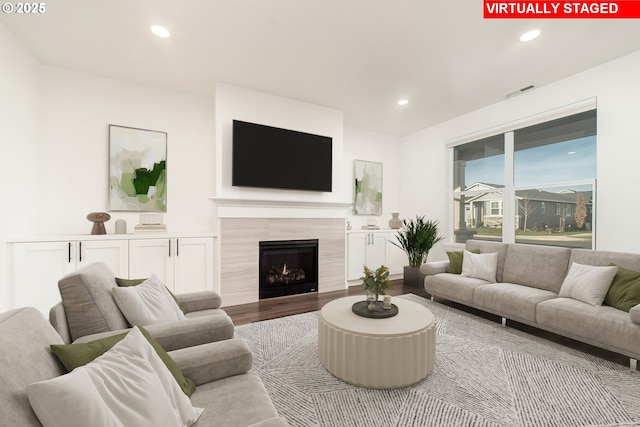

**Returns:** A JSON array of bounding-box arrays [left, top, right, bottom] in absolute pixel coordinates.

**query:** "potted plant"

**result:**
[[361, 265, 393, 309], [392, 216, 444, 288]]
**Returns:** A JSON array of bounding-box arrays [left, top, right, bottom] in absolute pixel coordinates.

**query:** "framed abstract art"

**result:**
[[354, 159, 382, 215], [109, 125, 167, 212]]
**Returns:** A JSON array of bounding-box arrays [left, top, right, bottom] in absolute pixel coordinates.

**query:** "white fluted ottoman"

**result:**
[[318, 295, 435, 389]]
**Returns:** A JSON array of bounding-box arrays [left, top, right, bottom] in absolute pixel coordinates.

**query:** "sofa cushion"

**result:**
[[446, 249, 480, 274], [117, 276, 187, 314], [0, 308, 66, 427], [604, 264, 640, 312], [569, 248, 640, 272], [501, 243, 570, 293], [473, 283, 558, 323], [112, 275, 187, 326], [50, 326, 196, 396], [58, 262, 129, 341], [558, 263, 617, 306], [631, 305, 640, 325], [461, 250, 499, 283], [191, 372, 280, 426], [537, 298, 640, 357], [28, 327, 203, 427], [424, 273, 488, 305], [464, 240, 509, 282]]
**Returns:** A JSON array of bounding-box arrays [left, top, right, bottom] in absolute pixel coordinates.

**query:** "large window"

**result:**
[[452, 109, 596, 248]]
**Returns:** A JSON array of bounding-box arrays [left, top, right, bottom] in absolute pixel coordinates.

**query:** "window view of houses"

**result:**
[[452, 110, 596, 249]]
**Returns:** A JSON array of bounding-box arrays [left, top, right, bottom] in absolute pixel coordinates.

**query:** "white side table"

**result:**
[[318, 295, 436, 388]]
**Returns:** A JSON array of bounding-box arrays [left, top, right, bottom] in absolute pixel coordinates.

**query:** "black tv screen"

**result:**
[[232, 120, 333, 192]]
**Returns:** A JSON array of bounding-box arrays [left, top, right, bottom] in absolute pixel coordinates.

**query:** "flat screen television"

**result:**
[[232, 120, 333, 192]]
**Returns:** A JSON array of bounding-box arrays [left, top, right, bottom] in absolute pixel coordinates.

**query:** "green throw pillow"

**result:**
[[50, 326, 196, 396], [446, 249, 480, 274], [116, 277, 187, 314], [603, 264, 640, 312]]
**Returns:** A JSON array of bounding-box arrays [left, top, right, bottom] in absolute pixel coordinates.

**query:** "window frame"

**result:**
[[448, 100, 597, 249]]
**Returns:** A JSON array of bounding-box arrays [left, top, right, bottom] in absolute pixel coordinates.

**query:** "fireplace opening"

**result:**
[[259, 239, 318, 299]]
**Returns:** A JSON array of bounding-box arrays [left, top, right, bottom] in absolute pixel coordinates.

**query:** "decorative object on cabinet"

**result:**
[[346, 221, 352, 231], [115, 219, 127, 234], [361, 218, 380, 230], [87, 212, 111, 235], [389, 212, 402, 229], [392, 216, 444, 288], [135, 213, 167, 233], [354, 159, 382, 215], [109, 124, 167, 212]]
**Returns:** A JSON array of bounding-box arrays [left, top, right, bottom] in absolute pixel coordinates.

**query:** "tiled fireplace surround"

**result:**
[[213, 198, 351, 306]]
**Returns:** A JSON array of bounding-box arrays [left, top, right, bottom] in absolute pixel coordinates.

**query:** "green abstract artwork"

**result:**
[[109, 125, 167, 212], [354, 159, 382, 215]]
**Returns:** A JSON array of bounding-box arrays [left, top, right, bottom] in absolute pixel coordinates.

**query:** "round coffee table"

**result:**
[[318, 295, 436, 389]]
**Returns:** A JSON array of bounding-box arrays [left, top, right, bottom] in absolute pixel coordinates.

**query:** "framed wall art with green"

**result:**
[[109, 124, 167, 212], [354, 159, 382, 215]]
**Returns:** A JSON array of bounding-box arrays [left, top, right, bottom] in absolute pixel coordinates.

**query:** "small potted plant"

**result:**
[[392, 216, 444, 288], [361, 265, 393, 310]]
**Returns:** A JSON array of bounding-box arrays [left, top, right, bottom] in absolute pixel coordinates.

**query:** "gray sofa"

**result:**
[[0, 306, 288, 426], [421, 239, 640, 370], [49, 262, 234, 351]]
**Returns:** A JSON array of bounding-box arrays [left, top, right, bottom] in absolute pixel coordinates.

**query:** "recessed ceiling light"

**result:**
[[568, 151, 577, 155], [397, 99, 409, 106], [151, 25, 170, 38], [520, 29, 541, 42]]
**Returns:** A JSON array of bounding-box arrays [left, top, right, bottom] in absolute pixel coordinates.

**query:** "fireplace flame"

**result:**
[[282, 263, 288, 275]]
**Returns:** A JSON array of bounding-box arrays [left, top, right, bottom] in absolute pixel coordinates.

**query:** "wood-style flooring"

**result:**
[[222, 280, 424, 326], [222, 280, 630, 368]]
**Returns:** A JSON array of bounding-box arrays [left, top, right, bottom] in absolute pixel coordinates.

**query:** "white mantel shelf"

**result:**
[[210, 197, 353, 219]]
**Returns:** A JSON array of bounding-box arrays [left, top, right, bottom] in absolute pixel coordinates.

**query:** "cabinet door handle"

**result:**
[[169, 240, 171, 257], [68, 242, 72, 263], [79, 241, 82, 262], [176, 239, 179, 257]]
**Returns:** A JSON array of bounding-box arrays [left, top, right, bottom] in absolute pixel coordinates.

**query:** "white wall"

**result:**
[[0, 24, 41, 311], [37, 67, 216, 235], [401, 49, 640, 259], [1, 23, 217, 310], [214, 83, 345, 204], [343, 127, 402, 229]]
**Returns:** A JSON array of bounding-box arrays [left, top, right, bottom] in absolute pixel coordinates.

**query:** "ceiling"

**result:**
[[3, 1, 640, 136]]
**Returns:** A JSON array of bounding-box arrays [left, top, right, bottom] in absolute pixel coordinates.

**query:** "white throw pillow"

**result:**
[[461, 250, 499, 283], [28, 327, 203, 427], [112, 274, 187, 326], [559, 262, 618, 306]]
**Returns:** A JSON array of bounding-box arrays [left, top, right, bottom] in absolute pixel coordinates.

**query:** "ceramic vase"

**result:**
[[389, 212, 402, 229]]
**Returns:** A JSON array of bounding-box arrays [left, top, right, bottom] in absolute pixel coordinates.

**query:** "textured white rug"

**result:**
[[235, 294, 640, 427]]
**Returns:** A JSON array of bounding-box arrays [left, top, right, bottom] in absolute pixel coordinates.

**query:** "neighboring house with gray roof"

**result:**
[[463, 183, 593, 231]]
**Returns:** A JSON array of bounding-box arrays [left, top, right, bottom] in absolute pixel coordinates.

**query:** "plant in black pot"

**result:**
[[392, 216, 444, 288]]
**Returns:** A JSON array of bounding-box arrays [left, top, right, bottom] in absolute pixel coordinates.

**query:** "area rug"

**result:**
[[235, 294, 640, 427]]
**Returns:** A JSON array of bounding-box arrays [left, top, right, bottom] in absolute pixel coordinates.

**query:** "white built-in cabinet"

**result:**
[[346, 230, 406, 281], [129, 237, 214, 294], [9, 234, 216, 314]]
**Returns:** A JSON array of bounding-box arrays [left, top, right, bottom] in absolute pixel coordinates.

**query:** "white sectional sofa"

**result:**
[[421, 239, 640, 370]]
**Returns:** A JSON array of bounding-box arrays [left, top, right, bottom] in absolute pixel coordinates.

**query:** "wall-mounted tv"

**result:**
[[232, 120, 333, 192]]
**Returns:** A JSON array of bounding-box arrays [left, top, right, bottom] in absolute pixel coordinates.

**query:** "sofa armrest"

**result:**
[[71, 314, 234, 350], [49, 302, 72, 344], [420, 261, 449, 276], [631, 304, 640, 325], [144, 314, 235, 351], [169, 338, 252, 385], [176, 291, 222, 312]]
